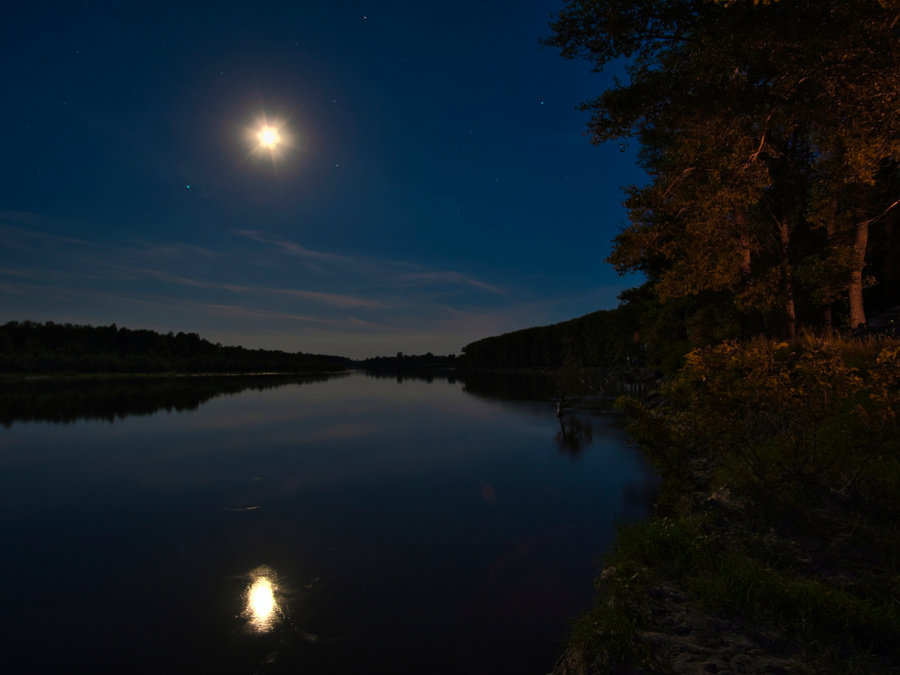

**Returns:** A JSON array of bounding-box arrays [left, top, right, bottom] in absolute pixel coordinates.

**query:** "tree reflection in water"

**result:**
[[0, 373, 341, 427], [554, 396, 594, 458]]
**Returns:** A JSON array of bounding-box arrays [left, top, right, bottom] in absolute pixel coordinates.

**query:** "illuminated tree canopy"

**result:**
[[548, 0, 900, 336]]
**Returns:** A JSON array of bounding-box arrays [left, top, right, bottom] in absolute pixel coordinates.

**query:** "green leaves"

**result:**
[[644, 336, 897, 489], [548, 0, 900, 335]]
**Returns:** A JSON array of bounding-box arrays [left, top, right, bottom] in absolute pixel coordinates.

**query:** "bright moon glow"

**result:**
[[246, 115, 294, 161], [249, 578, 275, 616], [243, 568, 281, 633], [257, 126, 280, 149]]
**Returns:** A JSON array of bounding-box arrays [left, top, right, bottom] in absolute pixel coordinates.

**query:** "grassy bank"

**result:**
[[557, 335, 900, 674]]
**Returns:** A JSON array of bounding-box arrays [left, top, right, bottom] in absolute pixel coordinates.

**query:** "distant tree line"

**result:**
[[358, 351, 459, 375], [461, 306, 646, 372], [0, 321, 350, 374]]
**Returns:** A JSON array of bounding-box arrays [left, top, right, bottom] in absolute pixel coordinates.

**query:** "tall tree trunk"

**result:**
[[734, 209, 752, 284], [734, 208, 762, 335], [848, 212, 869, 330], [823, 208, 836, 335], [881, 214, 896, 305], [777, 217, 797, 339]]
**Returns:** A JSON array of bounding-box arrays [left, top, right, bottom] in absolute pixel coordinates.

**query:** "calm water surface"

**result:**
[[0, 373, 655, 673]]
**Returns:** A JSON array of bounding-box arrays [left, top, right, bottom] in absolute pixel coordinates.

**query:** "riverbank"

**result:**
[[555, 336, 900, 674]]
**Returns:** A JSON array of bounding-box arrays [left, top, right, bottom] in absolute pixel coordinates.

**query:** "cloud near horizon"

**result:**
[[0, 213, 636, 358], [0, 215, 551, 357]]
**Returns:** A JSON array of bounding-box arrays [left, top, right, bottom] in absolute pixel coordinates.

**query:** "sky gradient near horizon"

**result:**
[[1, 0, 644, 359]]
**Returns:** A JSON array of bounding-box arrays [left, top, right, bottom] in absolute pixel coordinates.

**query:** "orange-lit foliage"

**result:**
[[622, 336, 900, 492], [548, 0, 900, 337]]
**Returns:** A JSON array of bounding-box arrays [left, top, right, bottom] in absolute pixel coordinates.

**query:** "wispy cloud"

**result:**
[[235, 230, 351, 263], [236, 228, 508, 297], [0, 220, 91, 247], [184, 301, 351, 325], [134, 242, 221, 261], [0, 267, 40, 280], [267, 287, 382, 309], [159, 299, 392, 332], [119, 267, 383, 310], [396, 271, 507, 296], [0, 211, 54, 227], [0, 282, 27, 295], [9, 283, 389, 332], [127, 268, 249, 293], [0, 216, 519, 357]]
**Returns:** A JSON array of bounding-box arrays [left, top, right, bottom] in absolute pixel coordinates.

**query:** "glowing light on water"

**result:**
[[243, 566, 281, 633], [249, 577, 275, 617]]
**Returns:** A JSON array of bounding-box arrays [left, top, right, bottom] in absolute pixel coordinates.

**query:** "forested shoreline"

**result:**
[[461, 307, 644, 371], [0, 321, 350, 375], [540, 1, 900, 672]]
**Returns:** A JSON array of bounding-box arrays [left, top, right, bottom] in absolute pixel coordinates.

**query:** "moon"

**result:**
[[244, 113, 295, 166], [257, 126, 281, 149]]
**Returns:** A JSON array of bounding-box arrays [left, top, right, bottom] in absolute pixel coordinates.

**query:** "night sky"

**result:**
[[2, 1, 644, 359]]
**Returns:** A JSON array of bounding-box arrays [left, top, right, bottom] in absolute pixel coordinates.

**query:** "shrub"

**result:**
[[629, 336, 899, 495]]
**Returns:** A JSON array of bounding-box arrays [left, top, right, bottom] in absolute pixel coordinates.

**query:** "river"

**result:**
[[0, 371, 655, 673]]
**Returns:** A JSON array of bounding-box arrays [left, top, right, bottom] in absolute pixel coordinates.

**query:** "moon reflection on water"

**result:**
[[242, 565, 282, 633]]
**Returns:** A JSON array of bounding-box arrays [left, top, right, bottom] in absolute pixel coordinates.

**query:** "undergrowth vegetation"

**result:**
[[559, 336, 900, 674]]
